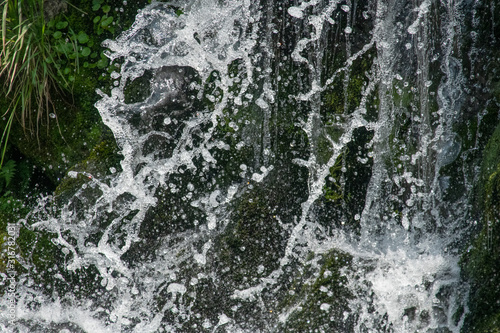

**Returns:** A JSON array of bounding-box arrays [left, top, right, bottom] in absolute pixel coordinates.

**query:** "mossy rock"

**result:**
[[54, 131, 122, 201], [477, 124, 500, 204], [215, 183, 288, 286], [277, 250, 353, 332], [0, 210, 105, 301], [461, 128, 500, 332]]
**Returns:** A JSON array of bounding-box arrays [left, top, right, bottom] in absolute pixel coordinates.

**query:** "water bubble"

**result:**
[[344, 27, 352, 34], [203, 319, 212, 329], [320, 303, 331, 311], [341, 5, 350, 12], [436, 134, 461, 166], [49, 113, 56, 118], [287, 6, 304, 19]]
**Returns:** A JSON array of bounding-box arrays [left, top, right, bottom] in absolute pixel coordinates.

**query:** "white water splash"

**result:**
[[2, 0, 472, 332]]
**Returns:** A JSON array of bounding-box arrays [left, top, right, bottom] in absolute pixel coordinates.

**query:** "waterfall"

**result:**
[[2, 0, 475, 332]]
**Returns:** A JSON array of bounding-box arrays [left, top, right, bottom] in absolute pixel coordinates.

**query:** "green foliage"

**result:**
[[0, 0, 69, 167], [0, 0, 144, 172], [0, 190, 22, 216], [0, 159, 15, 189], [46, 3, 113, 77]]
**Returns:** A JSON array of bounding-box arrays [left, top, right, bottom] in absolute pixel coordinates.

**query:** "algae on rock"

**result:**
[[461, 124, 500, 333]]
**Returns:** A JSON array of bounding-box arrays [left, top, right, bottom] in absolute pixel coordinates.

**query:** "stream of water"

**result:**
[[2, 0, 475, 332]]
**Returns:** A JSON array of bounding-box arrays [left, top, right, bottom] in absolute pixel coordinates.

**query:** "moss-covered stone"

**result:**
[[54, 133, 122, 199], [277, 250, 353, 332], [216, 184, 287, 283], [0, 0, 154, 307], [461, 123, 500, 333]]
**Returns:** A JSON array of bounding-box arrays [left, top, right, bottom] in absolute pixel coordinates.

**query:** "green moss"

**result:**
[[277, 250, 352, 332], [318, 127, 372, 233], [322, 74, 345, 117], [321, 47, 376, 123], [54, 136, 122, 200], [461, 124, 500, 332], [216, 184, 286, 284], [0, 189, 102, 298], [0, 0, 154, 187], [478, 124, 500, 199], [0, 193, 28, 276], [324, 152, 345, 202]]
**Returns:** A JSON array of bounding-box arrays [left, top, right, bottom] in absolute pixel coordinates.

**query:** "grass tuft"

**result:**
[[0, 0, 71, 167]]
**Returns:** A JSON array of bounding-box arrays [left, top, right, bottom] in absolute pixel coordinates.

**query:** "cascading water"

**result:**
[[2, 0, 478, 332]]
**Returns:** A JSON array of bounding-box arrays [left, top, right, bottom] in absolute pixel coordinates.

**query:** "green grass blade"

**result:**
[[1, 1, 8, 52], [0, 108, 15, 168]]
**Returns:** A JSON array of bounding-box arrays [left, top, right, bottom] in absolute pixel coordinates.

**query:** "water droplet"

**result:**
[[287, 6, 304, 18]]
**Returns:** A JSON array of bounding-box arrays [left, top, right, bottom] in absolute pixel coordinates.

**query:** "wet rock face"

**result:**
[[125, 65, 201, 131], [148, 66, 199, 110], [121, 65, 202, 160]]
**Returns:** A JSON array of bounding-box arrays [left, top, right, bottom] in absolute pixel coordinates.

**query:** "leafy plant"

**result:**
[[0, 159, 15, 189], [0, 0, 69, 167], [92, 0, 115, 35]]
